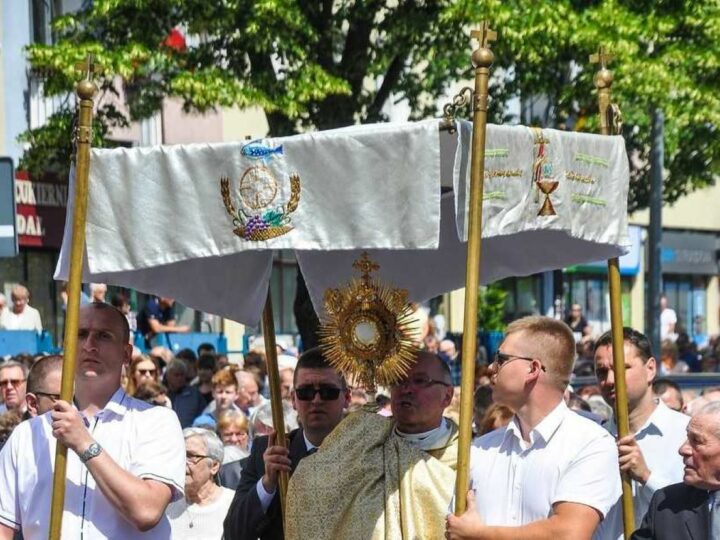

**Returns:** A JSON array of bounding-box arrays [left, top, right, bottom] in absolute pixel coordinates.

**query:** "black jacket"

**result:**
[[631, 482, 710, 540], [223, 429, 309, 540]]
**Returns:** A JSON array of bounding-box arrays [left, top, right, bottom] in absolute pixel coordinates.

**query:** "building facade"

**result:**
[[0, 1, 270, 352]]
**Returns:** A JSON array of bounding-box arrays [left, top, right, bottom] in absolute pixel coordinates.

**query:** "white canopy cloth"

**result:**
[[56, 119, 630, 326]]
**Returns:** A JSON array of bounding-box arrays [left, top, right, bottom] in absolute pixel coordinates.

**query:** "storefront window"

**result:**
[[565, 274, 631, 335], [498, 276, 543, 322], [663, 276, 707, 338]]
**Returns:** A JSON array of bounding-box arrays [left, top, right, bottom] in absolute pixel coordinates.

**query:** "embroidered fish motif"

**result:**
[[241, 141, 284, 160]]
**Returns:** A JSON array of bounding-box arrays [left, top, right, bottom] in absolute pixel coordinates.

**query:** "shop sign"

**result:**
[[661, 230, 719, 275], [14, 171, 68, 248]]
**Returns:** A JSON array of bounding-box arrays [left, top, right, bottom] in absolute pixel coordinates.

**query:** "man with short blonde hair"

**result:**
[[447, 315, 620, 540], [502, 315, 577, 390]]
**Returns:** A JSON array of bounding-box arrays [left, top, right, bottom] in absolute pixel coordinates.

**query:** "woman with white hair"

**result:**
[[166, 428, 235, 538]]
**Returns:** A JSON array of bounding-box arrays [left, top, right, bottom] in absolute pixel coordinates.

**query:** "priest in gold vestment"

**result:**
[[286, 351, 458, 539]]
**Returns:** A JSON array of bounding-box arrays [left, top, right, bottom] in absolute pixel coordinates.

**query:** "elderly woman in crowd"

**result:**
[[166, 428, 235, 538], [216, 409, 250, 457]]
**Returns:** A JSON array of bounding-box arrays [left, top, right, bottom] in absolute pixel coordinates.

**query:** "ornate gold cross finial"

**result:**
[[74, 54, 103, 81], [353, 251, 380, 283], [590, 46, 614, 70], [471, 21, 497, 49]]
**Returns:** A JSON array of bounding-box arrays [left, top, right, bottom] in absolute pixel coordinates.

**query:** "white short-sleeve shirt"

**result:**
[[0, 305, 42, 331], [594, 400, 689, 539], [0, 388, 185, 539], [470, 400, 621, 526]]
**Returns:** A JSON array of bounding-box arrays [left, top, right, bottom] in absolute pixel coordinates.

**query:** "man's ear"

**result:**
[[123, 342, 133, 367], [442, 385, 454, 408], [646, 356, 658, 382], [25, 394, 38, 417]]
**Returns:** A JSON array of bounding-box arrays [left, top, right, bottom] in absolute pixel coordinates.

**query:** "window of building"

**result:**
[[31, 0, 63, 45], [565, 274, 632, 335], [269, 251, 298, 334], [498, 275, 543, 322], [662, 276, 707, 338]]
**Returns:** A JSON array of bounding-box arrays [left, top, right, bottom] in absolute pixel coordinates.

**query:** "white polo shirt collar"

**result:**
[[504, 400, 568, 450], [75, 387, 128, 422]]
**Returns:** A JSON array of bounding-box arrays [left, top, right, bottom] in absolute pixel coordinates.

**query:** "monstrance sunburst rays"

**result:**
[[318, 252, 419, 395]]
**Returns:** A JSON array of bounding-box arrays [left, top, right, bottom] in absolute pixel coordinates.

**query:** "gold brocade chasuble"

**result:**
[[285, 411, 458, 540]]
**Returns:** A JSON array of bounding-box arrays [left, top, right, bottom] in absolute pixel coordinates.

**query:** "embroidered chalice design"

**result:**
[[537, 180, 559, 216]]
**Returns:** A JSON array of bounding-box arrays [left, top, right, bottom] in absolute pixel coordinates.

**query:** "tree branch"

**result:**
[[366, 53, 406, 122]]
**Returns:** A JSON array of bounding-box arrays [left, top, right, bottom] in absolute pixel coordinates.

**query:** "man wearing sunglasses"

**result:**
[[284, 350, 458, 539], [224, 347, 350, 540], [0, 361, 27, 415], [24, 355, 63, 418], [447, 316, 620, 540]]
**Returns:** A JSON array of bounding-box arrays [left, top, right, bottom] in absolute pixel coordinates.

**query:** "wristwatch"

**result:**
[[79, 442, 103, 464]]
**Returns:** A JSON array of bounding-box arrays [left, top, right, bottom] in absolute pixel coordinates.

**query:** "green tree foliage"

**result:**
[[19, 0, 718, 343], [478, 284, 508, 332], [21, 0, 718, 210], [480, 0, 719, 211]]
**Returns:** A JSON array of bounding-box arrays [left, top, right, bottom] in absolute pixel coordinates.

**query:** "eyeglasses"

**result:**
[[0, 378, 25, 388], [493, 351, 546, 372], [295, 386, 342, 401], [391, 376, 452, 389], [34, 391, 61, 401], [185, 453, 211, 464], [137, 369, 156, 376]]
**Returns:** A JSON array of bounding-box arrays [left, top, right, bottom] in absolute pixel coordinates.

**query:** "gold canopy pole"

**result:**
[[591, 46, 635, 538], [454, 22, 496, 515], [261, 288, 289, 517], [49, 55, 100, 540]]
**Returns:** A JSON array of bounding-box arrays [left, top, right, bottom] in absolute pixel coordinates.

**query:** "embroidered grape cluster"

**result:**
[[243, 215, 269, 238]]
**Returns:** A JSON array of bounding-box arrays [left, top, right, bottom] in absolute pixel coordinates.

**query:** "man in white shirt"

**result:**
[[447, 316, 620, 540], [0, 302, 185, 539], [0, 285, 42, 332], [592, 327, 689, 539]]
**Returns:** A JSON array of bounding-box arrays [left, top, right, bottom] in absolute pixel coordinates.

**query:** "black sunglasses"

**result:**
[[295, 386, 342, 401], [34, 391, 61, 401], [493, 351, 546, 372]]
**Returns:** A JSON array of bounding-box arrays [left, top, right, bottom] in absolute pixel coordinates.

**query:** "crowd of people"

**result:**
[[0, 296, 720, 538]]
